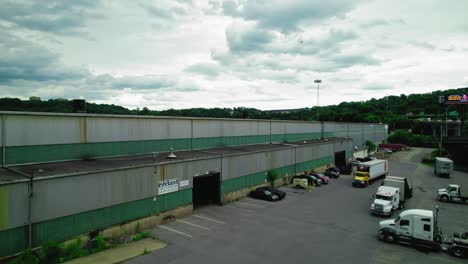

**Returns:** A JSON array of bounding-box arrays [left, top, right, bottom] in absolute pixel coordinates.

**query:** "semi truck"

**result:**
[[378, 208, 468, 258], [434, 157, 453, 178], [436, 184, 468, 204], [370, 186, 401, 216], [352, 159, 388, 187]]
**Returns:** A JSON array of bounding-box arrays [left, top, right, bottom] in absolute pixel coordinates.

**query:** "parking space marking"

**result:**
[[158, 225, 193, 238], [224, 205, 256, 213], [176, 219, 210, 230], [236, 201, 265, 208], [193, 214, 225, 224]]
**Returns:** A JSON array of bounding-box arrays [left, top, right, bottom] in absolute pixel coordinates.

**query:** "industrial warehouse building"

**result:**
[[0, 111, 388, 257]]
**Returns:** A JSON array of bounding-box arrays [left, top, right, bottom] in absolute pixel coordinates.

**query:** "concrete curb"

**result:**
[[64, 238, 166, 264]]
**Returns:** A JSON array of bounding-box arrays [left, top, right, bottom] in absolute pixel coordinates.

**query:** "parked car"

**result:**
[[260, 186, 286, 199], [326, 167, 340, 175], [324, 169, 339, 178], [292, 174, 322, 187], [379, 148, 392, 154], [311, 173, 330, 184], [250, 187, 285, 201]]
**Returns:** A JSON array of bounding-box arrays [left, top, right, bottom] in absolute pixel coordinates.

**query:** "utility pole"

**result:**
[[314, 80, 322, 107], [314, 80, 322, 121]]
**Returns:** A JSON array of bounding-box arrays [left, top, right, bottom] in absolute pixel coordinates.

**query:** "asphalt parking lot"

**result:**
[[127, 148, 468, 264]]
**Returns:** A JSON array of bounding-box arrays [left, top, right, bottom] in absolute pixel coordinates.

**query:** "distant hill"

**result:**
[[1, 87, 467, 125]]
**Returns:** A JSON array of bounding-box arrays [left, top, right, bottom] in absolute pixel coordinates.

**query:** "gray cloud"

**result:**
[[362, 83, 391, 91], [89, 74, 176, 90], [185, 62, 222, 77], [0, 0, 103, 35], [0, 28, 88, 84], [360, 18, 406, 29], [226, 24, 276, 53], [409, 41, 436, 50], [223, 0, 361, 32]]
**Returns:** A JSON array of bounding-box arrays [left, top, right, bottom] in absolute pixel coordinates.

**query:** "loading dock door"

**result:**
[[334, 150, 346, 166], [192, 172, 221, 207]]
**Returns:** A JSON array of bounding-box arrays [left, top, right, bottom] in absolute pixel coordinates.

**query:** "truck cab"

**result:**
[[378, 209, 440, 249], [437, 184, 467, 203], [371, 186, 400, 216]]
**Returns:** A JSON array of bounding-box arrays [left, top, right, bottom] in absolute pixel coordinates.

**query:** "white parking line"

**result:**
[[193, 214, 225, 224], [236, 201, 265, 208], [225, 205, 256, 213], [158, 225, 192, 238], [176, 219, 210, 230]]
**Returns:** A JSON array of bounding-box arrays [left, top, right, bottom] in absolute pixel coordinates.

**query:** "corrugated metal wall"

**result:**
[[0, 182, 28, 231], [31, 167, 155, 223], [0, 112, 388, 166]]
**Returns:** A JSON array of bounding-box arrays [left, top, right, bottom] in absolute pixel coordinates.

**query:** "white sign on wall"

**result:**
[[158, 179, 179, 195], [179, 180, 190, 187]]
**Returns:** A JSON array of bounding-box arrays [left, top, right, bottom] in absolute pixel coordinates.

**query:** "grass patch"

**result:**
[[8, 236, 109, 264], [132, 231, 150, 242]]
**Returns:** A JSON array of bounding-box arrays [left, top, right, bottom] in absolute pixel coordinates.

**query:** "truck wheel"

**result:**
[[440, 195, 449, 202], [452, 246, 465, 258], [384, 233, 396, 243]]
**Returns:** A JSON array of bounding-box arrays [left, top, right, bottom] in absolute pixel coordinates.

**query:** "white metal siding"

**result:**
[[6, 115, 82, 146], [87, 117, 191, 142], [192, 120, 270, 138], [31, 167, 155, 223]]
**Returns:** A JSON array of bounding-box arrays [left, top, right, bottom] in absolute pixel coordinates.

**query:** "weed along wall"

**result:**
[[0, 112, 386, 258]]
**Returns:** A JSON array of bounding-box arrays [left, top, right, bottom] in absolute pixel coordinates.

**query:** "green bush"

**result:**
[[60, 238, 88, 262], [8, 248, 40, 264], [39, 241, 62, 264], [365, 140, 376, 152], [132, 231, 150, 242], [266, 170, 279, 187], [388, 130, 437, 148]]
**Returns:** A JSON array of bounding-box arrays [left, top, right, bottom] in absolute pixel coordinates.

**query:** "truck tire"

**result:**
[[452, 246, 465, 258], [384, 233, 396, 243], [440, 195, 449, 202]]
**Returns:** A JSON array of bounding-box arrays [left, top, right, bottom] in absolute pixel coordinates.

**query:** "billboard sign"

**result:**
[[444, 94, 468, 104]]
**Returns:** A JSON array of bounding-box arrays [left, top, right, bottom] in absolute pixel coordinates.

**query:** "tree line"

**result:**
[[1, 87, 467, 125]]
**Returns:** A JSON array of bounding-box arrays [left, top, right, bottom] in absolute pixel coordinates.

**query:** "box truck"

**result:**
[[352, 159, 388, 187], [434, 157, 453, 178]]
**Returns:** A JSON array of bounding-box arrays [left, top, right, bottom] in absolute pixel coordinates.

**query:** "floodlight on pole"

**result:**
[[314, 80, 322, 107]]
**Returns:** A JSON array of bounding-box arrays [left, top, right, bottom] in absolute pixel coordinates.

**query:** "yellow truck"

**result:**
[[352, 159, 388, 187]]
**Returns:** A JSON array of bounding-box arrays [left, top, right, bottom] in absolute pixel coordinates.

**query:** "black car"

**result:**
[[323, 170, 338, 179], [326, 167, 340, 174], [250, 187, 286, 201], [292, 174, 322, 186]]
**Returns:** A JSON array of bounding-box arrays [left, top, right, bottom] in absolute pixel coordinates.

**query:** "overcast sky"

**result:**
[[1, 0, 468, 110]]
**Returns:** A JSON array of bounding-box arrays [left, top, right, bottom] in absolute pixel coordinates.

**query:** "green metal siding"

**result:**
[[222, 171, 266, 194], [296, 156, 333, 172], [5, 138, 192, 165], [192, 135, 270, 149], [0, 189, 191, 256], [346, 150, 353, 159], [5, 133, 336, 165], [0, 226, 27, 257], [271, 132, 323, 142], [222, 156, 332, 194]]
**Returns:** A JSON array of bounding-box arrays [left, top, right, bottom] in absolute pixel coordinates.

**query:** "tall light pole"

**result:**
[[314, 80, 322, 107]]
